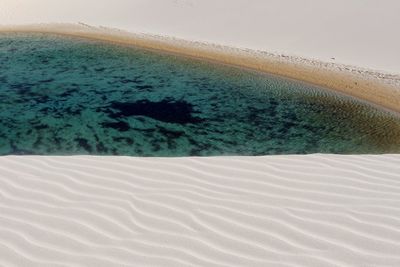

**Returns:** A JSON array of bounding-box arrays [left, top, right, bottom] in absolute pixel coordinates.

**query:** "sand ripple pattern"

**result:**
[[1, 155, 400, 266]]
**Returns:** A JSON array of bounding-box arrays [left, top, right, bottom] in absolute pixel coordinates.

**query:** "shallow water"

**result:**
[[0, 33, 399, 156]]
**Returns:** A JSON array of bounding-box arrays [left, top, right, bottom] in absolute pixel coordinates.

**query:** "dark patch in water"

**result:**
[[39, 78, 55, 83], [102, 121, 131, 132], [10, 83, 34, 94], [35, 95, 50, 104], [136, 85, 154, 91], [117, 76, 145, 85], [120, 79, 137, 84], [96, 142, 108, 153], [75, 138, 92, 153], [34, 124, 50, 130], [104, 99, 204, 124], [59, 89, 79, 98]]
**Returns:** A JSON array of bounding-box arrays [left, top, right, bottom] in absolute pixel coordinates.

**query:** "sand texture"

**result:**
[[0, 155, 400, 266]]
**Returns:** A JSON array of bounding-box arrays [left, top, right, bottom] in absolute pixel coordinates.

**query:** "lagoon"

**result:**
[[0, 33, 399, 156]]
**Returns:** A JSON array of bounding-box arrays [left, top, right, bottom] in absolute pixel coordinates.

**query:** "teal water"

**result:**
[[1, 33, 400, 156]]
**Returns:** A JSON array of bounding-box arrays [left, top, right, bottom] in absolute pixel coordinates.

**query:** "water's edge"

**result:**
[[1, 23, 400, 115]]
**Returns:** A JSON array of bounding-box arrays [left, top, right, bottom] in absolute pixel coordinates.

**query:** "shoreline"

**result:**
[[1, 23, 400, 114]]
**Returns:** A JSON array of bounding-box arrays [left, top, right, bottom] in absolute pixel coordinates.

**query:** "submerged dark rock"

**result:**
[[104, 99, 204, 124]]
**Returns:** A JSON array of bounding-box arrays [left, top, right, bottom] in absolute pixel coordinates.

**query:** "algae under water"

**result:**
[[0, 33, 399, 156]]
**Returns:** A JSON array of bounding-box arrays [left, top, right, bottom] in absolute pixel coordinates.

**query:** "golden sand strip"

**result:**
[[1, 23, 400, 114]]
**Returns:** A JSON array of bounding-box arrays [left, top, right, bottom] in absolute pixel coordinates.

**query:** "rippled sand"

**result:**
[[1, 155, 400, 266]]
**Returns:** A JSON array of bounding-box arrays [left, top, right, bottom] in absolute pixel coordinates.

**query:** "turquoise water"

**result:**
[[1, 33, 400, 156]]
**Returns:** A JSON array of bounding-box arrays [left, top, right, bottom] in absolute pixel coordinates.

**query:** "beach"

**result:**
[[1, 0, 400, 266]]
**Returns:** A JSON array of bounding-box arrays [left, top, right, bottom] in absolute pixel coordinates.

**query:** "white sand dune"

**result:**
[[1, 155, 400, 266]]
